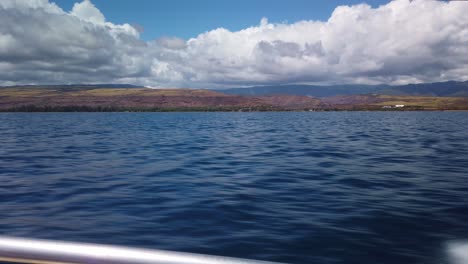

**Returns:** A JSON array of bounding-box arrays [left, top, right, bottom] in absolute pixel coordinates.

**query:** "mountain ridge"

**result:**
[[215, 81, 468, 97], [1, 87, 467, 112], [3, 81, 468, 98], [0, 84, 144, 90]]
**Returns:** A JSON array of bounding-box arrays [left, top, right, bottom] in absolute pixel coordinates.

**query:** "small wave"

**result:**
[[447, 241, 468, 264]]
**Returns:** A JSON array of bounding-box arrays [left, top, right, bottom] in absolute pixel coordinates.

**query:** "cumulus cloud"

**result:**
[[0, 0, 147, 85], [0, 0, 468, 87], [71, 0, 105, 24]]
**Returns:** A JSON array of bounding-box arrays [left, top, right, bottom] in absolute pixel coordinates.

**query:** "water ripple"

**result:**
[[0, 112, 468, 264]]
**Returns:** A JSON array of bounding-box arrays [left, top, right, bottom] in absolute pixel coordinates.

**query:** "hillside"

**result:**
[[0, 87, 322, 112], [217, 81, 468, 98], [1, 86, 468, 112], [321, 95, 468, 110]]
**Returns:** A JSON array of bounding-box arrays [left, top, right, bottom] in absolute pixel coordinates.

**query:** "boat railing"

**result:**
[[0, 236, 283, 264]]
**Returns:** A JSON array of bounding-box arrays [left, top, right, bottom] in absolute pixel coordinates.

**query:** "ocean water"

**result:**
[[0, 112, 468, 264]]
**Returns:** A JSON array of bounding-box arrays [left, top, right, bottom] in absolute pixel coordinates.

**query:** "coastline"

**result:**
[[1, 87, 468, 112]]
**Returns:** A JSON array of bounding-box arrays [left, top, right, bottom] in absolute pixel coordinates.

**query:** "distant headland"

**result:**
[[1, 81, 468, 112]]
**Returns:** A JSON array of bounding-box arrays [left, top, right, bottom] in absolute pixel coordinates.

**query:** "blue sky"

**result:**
[[52, 0, 390, 40]]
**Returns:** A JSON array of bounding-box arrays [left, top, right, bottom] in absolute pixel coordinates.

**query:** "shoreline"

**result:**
[[1, 108, 468, 113]]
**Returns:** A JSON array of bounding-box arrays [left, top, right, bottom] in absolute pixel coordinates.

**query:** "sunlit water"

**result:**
[[0, 112, 468, 264]]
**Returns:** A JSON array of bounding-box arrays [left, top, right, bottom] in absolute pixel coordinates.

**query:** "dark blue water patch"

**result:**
[[0, 112, 468, 264]]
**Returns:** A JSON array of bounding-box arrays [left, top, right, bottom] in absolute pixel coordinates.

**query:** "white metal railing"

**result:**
[[0, 236, 284, 264]]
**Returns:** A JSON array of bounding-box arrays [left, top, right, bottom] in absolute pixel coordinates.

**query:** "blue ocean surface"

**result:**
[[1, 112, 468, 264]]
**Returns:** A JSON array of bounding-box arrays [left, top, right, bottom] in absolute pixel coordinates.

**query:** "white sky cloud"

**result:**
[[71, 0, 106, 25], [0, 0, 468, 87]]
